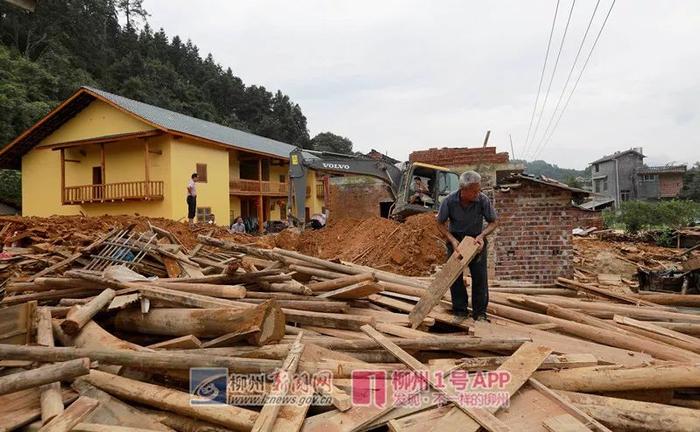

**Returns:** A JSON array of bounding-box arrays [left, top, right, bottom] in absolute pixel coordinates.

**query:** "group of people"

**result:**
[[188, 169, 498, 321]]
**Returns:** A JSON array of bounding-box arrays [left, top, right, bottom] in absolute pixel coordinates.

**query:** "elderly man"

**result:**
[[436, 171, 498, 321]]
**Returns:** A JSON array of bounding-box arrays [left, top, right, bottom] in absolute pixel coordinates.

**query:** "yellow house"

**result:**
[[0, 87, 327, 229]]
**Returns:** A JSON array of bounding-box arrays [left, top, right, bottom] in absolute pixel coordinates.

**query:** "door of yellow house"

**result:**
[[92, 166, 103, 200]]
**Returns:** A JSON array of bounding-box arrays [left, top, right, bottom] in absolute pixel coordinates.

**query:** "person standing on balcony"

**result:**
[[187, 173, 198, 225]]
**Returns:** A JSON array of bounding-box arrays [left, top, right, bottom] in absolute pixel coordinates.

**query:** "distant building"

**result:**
[[365, 149, 400, 165], [588, 147, 686, 207]]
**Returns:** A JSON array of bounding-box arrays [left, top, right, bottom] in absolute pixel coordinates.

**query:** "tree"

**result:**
[[680, 162, 700, 202], [310, 132, 353, 154]]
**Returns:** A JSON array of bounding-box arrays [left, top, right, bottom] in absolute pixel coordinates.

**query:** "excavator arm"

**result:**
[[287, 148, 402, 225]]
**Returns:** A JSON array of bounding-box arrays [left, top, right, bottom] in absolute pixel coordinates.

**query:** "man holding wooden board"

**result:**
[[436, 170, 498, 321]]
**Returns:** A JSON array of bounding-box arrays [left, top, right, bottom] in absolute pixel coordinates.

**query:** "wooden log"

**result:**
[[84, 369, 258, 431], [36, 308, 64, 425], [0, 344, 282, 373], [650, 321, 700, 336], [288, 264, 348, 280], [441, 353, 598, 371], [251, 332, 305, 432], [361, 324, 513, 432], [613, 315, 700, 354], [542, 303, 700, 362], [60, 289, 116, 335], [38, 396, 100, 432], [491, 292, 700, 323], [299, 335, 526, 351], [634, 292, 700, 307], [0, 358, 90, 396], [488, 301, 700, 362], [534, 364, 700, 392], [114, 301, 285, 345], [377, 281, 425, 297], [558, 390, 700, 432], [0, 287, 98, 306], [556, 277, 659, 306], [409, 237, 480, 328], [316, 280, 383, 299], [149, 281, 246, 298], [307, 273, 376, 292], [238, 298, 349, 313]]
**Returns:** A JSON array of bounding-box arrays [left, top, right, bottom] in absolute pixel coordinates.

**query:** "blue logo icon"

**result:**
[[190, 368, 228, 405]]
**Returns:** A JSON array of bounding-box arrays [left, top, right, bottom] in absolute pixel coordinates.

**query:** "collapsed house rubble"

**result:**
[[0, 216, 700, 432]]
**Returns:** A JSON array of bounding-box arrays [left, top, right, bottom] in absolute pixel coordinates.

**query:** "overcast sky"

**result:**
[[144, 0, 699, 169]]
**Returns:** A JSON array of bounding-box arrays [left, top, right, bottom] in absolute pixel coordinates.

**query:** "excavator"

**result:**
[[286, 148, 460, 227]]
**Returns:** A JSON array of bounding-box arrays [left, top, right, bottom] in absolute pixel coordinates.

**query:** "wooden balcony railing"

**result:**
[[230, 179, 289, 196], [63, 181, 164, 204]]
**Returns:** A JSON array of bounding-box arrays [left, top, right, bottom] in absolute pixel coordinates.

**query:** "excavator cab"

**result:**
[[391, 162, 460, 221]]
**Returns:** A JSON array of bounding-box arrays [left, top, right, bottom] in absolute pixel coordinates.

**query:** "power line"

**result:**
[[525, 0, 577, 160], [531, 0, 617, 161], [529, 0, 601, 159], [521, 0, 560, 158]]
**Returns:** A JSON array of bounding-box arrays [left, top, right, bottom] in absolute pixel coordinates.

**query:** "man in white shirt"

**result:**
[[187, 173, 198, 225]]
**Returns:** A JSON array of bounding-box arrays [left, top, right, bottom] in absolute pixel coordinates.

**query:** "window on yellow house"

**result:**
[[196, 163, 208, 183], [196, 207, 211, 223]]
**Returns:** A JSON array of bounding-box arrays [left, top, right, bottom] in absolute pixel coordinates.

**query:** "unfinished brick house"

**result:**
[[492, 175, 600, 284]]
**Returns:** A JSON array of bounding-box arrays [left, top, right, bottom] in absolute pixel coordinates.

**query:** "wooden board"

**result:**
[[0, 387, 77, 431], [543, 414, 592, 432], [408, 237, 479, 328], [317, 281, 383, 300], [0, 300, 37, 345]]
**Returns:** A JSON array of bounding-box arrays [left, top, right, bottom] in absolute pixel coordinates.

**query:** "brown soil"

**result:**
[[272, 213, 447, 276]]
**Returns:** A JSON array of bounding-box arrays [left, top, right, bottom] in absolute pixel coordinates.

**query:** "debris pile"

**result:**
[[0, 217, 699, 431]]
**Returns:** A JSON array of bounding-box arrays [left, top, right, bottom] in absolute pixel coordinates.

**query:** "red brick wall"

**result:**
[[659, 173, 684, 198], [327, 180, 393, 220], [409, 147, 509, 167], [494, 182, 579, 283], [571, 208, 604, 229]]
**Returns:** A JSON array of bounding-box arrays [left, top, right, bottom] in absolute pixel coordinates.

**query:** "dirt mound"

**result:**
[[273, 213, 446, 276]]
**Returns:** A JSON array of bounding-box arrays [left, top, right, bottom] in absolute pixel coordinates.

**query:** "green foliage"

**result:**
[[0, 0, 323, 151], [0, 169, 21, 208], [680, 162, 700, 202], [605, 200, 700, 233], [514, 159, 590, 182], [310, 132, 353, 154]]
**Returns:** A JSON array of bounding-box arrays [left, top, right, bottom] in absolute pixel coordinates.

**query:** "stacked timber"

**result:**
[[0, 226, 699, 432]]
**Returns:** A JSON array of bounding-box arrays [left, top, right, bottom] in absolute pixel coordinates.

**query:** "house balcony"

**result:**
[[63, 181, 164, 205], [230, 179, 289, 196]]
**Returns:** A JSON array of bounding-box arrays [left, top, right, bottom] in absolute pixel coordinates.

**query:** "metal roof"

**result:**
[[636, 165, 687, 175], [590, 149, 645, 165], [0, 87, 317, 169], [83, 87, 310, 160]]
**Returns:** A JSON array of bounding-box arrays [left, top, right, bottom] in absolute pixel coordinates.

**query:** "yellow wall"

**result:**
[[22, 147, 79, 216], [170, 138, 230, 223], [39, 100, 155, 146]]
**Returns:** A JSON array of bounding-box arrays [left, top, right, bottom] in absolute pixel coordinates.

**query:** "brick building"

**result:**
[[409, 146, 509, 167], [492, 175, 599, 284]]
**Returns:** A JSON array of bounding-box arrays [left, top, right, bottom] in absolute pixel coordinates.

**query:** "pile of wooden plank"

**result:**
[[1, 228, 700, 432]]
